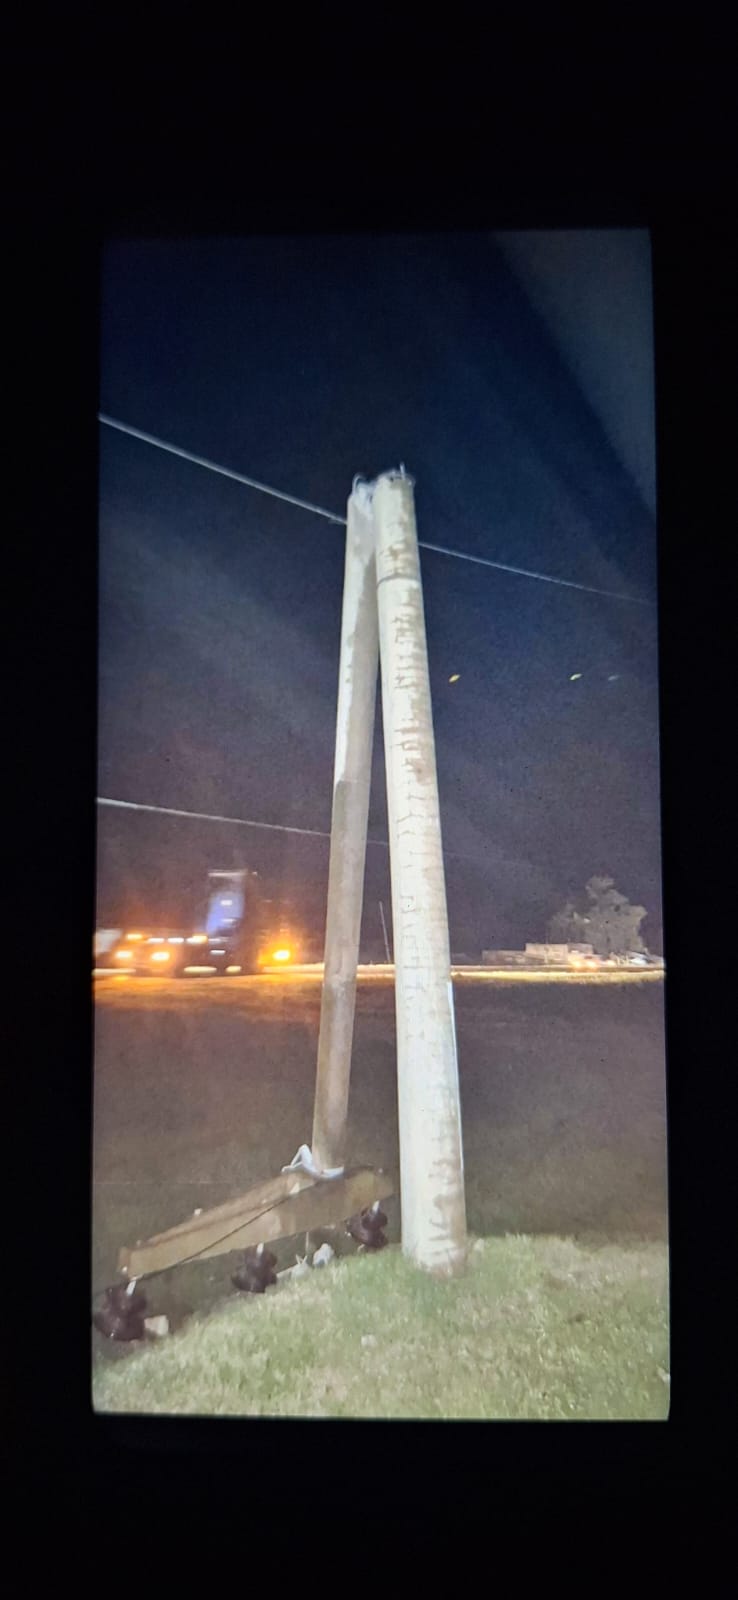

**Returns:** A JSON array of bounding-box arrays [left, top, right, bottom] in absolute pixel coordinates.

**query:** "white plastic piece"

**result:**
[[281, 1144, 344, 1181]]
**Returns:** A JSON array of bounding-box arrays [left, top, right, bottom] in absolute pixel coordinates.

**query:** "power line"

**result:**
[[97, 795, 389, 849], [419, 541, 653, 604], [96, 796, 511, 876], [98, 415, 345, 525], [98, 414, 655, 607]]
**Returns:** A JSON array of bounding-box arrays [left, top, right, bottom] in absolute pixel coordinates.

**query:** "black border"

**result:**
[[10, 23, 734, 1538]]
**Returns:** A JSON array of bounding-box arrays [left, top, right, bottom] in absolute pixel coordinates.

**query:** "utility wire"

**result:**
[[418, 540, 653, 604], [98, 414, 655, 606], [97, 795, 389, 849], [98, 414, 345, 524], [96, 796, 513, 875]]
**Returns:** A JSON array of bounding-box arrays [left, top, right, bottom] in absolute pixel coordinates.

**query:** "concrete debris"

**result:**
[[144, 1315, 170, 1338]]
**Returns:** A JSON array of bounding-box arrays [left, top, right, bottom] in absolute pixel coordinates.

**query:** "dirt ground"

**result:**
[[92, 975, 668, 1356]]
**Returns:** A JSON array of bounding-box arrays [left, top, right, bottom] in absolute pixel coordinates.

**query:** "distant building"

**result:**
[[525, 942, 576, 964], [481, 942, 596, 968], [481, 950, 534, 968]]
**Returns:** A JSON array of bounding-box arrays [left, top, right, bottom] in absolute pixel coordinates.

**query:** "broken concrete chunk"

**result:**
[[144, 1315, 170, 1338]]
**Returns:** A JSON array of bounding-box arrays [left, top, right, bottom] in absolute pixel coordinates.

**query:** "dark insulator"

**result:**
[[232, 1242, 278, 1293], [93, 1283, 148, 1341], [346, 1203, 388, 1250]]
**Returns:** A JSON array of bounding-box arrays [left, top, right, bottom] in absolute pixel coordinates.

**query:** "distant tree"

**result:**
[[547, 876, 648, 957], [547, 899, 588, 945]]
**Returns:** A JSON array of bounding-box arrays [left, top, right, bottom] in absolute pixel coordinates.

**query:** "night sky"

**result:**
[[97, 230, 661, 954]]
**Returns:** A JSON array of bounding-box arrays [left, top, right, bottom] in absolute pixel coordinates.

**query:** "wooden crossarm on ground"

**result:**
[[117, 1166, 395, 1280]]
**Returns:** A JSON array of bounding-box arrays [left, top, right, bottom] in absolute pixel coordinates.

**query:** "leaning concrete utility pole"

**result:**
[[311, 485, 379, 1175], [374, 471, 467, 1276]]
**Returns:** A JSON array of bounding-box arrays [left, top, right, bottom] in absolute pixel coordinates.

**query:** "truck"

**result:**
[[103, 869, 301, 977]]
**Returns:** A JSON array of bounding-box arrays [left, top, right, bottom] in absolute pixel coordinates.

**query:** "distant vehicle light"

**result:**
[[148, 936, 165, 943], [151, 950, 170, 962], [209, 948, 226, 956], [226, 965, 242, 974], [168, 937, 184, 944], [184, 965, 217, 975], [115, 949, 133, 960], [187, 935, 208, 945], [126, 933, 144, 941], [272, 948, 292, 962]]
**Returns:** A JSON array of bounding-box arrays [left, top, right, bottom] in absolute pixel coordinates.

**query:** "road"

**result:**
[[93, 963, 664, 991]]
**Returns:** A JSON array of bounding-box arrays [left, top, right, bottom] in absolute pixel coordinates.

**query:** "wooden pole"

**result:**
[[374, 471, 467, 1276], [311, 485, 379, 1174]]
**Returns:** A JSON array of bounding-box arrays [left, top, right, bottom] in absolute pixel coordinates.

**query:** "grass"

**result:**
[[92, 976, 668, 1419], [92, 1232, 669, 1420]]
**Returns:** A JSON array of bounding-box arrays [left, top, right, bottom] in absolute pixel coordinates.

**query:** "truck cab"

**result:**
[[100, 871, 301, 978], [193, 871, 300, 974]]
